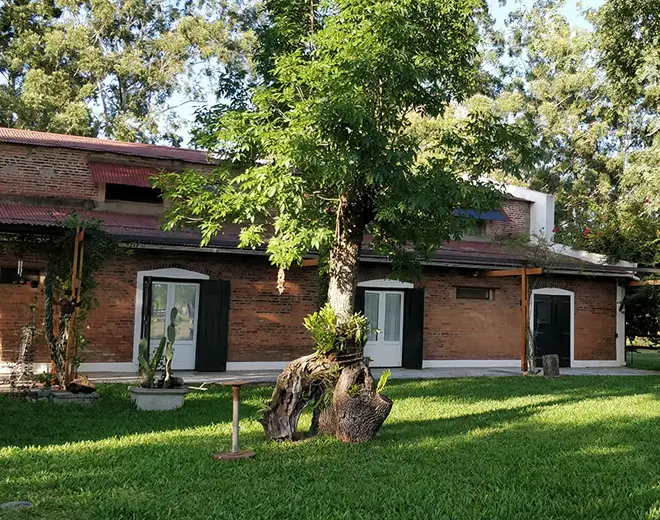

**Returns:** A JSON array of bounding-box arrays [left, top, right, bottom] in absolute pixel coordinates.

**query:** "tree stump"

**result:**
[[260, 354, 392, 442], [319, 361, 392, 442], [542, 354, 560, 377], [260, 353, 338, 441]]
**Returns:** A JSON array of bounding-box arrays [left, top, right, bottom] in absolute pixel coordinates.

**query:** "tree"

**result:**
[[0, 0, 248, 143], [0, 0, 95, 134], [157, 0, 525, 442]]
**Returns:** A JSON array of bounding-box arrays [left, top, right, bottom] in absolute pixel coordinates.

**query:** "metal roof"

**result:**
[[0, 127, 211, 165], [89, 162, 159, 188], [0, 202, 636, 277]]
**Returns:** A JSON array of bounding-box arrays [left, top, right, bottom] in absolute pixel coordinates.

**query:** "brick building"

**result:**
[[0, 128, 634, 374]]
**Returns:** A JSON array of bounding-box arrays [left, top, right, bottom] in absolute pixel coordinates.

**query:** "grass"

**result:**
[[3, 377, 660, 519], [628, 348, 660, 371]]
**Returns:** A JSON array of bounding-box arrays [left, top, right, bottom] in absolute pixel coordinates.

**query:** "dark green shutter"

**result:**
[[140, 276, 153, 344], [355, 287, 366, 313], [402, 287, 425, 369], [195, 280, 230, 372]]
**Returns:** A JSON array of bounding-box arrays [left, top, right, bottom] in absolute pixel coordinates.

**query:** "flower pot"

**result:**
[[128, 386, 188, 411]]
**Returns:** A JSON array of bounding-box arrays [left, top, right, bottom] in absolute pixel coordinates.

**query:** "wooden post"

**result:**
[[521, 267, 528, 372], [232, 385, 241, 453], [212, 382, 256, 461]]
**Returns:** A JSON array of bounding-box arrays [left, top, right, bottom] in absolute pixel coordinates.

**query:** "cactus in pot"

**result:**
[[163, 307, 177, 389], [138, 336, 166, 388], [137, 307, 179, 389]]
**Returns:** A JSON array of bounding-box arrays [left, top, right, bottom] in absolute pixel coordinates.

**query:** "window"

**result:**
[[105, 183, 162, 204], [456, 287, 493, 300], [0, 268, 40, 286]]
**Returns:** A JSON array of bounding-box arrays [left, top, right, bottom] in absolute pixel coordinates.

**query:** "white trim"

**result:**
[[617, 285, 626, 366], [530, 288, 575, 366], [571, 360, 624, 368], [225, 361, 289, 371], [422, 359, 519, 368], [79, 362, 137, 373], [133, 268, 209, 367], [358, 279, 414, 289], [550, 243, 637, 268], [0, 362, 50, 375], [0, 361, 138, 375]]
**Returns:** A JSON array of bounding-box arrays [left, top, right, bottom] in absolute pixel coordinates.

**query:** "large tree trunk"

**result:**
[[319, 360, 393, 442], [261, 192, 392, 442]]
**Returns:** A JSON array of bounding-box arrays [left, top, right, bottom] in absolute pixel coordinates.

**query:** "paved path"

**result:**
[[85, 366, 658, 385]]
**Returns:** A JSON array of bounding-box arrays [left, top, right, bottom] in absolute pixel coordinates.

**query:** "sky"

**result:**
[[173, 0, 606, 148]]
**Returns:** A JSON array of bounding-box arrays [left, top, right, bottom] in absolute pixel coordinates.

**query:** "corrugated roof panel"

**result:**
[[0, 127, 211, 164], [89, 163, 159, 188]]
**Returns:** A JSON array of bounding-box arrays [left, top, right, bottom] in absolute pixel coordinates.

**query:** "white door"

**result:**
[[149, 281, 200, 370], [363, 290, 404, 367]]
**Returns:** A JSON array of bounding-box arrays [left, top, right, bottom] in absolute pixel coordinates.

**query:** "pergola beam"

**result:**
[[482, 267, 542, 278]]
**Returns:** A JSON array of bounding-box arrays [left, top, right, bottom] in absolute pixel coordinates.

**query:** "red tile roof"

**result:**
[[0, 127, 211, 165], [89, 162, 159, 188]]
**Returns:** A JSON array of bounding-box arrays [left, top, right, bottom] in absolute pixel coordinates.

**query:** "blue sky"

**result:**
[[173, 0, 606, 147]]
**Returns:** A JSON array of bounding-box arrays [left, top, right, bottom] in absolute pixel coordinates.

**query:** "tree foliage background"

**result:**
[[0, 0, 252, 144]]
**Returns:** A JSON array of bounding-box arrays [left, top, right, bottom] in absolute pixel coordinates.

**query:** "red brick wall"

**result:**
[[0, 143, 214, 201], [0, 248, 618, 366], [358, 265, 618, 362], [84, 250, 320, 363], [0, 250, 48, 363], [529, 276, 617, 361], [486, 199, 531, 237]]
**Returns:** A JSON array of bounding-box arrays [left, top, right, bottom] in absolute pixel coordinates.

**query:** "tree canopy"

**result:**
[[157, 0, 526, 287], [0, 0, 249, 143]]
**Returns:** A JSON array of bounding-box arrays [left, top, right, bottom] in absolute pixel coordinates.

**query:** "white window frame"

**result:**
[[133, 268, 209, 367]]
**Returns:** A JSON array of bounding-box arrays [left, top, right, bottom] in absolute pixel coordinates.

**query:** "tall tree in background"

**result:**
[[0, 0, 249, 143], [156, 0, 525, 441], [0, 0, 95, 134]]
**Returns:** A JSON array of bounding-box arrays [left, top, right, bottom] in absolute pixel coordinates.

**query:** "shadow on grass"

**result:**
[[384, 374, 660, 404], [0, 384, 271, 449], [3, 390, 660, 519]]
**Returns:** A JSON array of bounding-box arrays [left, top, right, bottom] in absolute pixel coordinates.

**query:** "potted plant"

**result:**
[[129, 308, 188, 411]]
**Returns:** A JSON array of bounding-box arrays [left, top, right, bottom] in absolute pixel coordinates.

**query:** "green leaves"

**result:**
[[0, 0, 249, 143], [159, 0, 521, 276], [303, 304, 370, 354]]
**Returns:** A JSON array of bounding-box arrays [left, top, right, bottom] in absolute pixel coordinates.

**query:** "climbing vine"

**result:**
[[2, 212, 122, 386]]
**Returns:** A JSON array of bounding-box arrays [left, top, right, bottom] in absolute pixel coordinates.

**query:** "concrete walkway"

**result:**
[[86, 366, 658, 384]]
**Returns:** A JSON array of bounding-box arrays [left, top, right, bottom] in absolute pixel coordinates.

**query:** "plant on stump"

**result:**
[[156, 0, 526, 442]]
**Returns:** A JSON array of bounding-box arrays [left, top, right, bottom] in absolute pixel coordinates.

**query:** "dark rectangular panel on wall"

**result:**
[[195, 280, 230, 372], [140, 276, 153, 344], [355, 287, 366, 314], [402, 287, 425, 369]]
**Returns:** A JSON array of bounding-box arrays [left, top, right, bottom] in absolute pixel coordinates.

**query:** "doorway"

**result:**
[[363, 290, 404, 367], [148, 281, 200, 370], [532, 292, 572, 367]]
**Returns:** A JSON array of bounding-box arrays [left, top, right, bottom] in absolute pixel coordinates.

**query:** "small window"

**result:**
[[456, 287, 493, 300], [105, 183, 162, 204], [470, 220, 487, 236], [0, 268, 40, 286]]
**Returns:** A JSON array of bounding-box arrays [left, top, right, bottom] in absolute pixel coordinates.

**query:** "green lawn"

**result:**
[[628, 348, 660, 371], [3, 378, 660, 519]]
